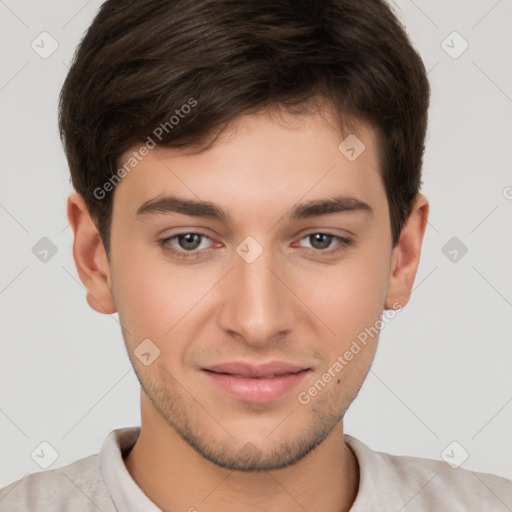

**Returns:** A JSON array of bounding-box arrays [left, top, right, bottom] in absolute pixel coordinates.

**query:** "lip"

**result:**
[[202, 361, 311, 403]]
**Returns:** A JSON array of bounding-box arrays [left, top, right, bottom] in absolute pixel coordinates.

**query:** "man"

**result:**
[[1, 0, 511, 510]]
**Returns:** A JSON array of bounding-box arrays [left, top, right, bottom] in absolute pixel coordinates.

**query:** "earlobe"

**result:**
[[67, 192, 117, 315], [385, 194, 429, 310]]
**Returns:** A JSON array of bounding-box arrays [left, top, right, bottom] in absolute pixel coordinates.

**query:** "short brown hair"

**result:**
[[59, 0, 430, 258]]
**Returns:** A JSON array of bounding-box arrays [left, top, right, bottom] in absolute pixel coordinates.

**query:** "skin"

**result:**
[[67, 105, 428, 512]]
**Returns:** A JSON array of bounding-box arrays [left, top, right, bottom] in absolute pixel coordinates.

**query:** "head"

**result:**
[[62, 0, 430, 471]]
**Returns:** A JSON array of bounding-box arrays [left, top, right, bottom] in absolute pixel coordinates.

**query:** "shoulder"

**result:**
[[345, 435, 512, 511], [0, 453, 114, 512]]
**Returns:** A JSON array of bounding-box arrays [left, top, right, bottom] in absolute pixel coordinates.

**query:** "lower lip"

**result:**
[[203, 369, 311, 403]]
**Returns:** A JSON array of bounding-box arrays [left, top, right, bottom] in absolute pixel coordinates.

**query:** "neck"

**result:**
[[124, 392, 359, 512]]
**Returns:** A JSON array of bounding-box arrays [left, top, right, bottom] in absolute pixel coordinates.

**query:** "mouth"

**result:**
[[201, 361, 311, 402]]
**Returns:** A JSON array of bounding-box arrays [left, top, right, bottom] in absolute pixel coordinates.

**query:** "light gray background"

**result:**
[[1, 0, 511, 488]]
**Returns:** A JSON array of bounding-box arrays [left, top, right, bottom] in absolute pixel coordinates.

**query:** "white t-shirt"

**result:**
[[1, 427, 511, 511]]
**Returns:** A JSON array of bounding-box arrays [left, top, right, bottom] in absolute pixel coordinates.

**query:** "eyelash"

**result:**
[[158, 232, 352, 260]]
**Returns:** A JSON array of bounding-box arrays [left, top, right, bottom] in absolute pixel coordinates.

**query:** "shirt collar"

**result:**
[[97, 427, 375, 511], [97, 426, 162, 511]]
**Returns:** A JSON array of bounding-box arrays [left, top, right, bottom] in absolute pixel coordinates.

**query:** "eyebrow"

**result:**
[[135, 194, 373, 222]]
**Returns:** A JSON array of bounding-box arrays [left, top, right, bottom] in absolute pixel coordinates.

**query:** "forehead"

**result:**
[[113, 108, 385, 223]]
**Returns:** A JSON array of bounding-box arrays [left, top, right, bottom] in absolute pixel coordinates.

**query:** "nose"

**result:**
[[216, 244, 296, 348]]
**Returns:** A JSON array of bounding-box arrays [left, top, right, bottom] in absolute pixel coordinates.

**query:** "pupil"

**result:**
[[311, 233, 331, 249]]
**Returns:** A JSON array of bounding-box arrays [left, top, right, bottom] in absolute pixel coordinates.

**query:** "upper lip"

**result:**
[[203, 361, 310, 378]]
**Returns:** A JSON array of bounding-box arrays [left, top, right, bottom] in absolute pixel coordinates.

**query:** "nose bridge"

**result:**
[[217, 240, 294, 345]]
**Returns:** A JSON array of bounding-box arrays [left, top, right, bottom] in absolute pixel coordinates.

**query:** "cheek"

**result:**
[[298, 251, 390, 344], [110, 241, 176, 339], [111, 244, 220, 349], [111, 225, 391, 358]]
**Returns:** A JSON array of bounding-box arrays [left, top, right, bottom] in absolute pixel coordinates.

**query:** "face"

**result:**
[[91, 107, 400, 471]]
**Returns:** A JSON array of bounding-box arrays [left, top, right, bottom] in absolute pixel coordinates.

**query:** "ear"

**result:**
[[385, 193, 429, 309], [67, 192, 117, 314]]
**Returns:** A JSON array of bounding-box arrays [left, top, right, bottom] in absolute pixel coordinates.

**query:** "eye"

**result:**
[[158, 231, 352, 260], [159, 232, 214, 259], [296, 233, 352, 255]]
